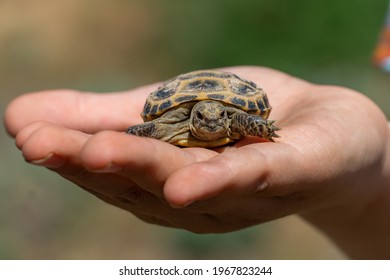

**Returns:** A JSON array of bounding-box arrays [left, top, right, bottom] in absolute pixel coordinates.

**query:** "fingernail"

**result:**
[[88, 163, 123, 173], [169, 200, 195, 209], [29, 153, 65, 169]]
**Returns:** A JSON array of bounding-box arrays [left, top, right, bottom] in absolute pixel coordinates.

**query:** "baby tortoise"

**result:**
[[126, 70, 280, 148]]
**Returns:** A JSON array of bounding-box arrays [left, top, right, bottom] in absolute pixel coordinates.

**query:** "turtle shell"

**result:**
[[141, 70, 272, 121]]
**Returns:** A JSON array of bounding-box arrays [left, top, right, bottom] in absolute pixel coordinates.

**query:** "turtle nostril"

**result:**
[[196, 111, 204, 120]]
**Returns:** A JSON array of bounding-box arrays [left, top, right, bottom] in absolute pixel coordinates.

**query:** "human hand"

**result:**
[[5, 67, 389, 239]]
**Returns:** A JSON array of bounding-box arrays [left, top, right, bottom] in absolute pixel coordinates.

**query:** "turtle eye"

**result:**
[[196, 111, 204, 120]]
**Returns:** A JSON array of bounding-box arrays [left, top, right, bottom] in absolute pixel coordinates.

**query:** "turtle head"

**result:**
[[190, 100, 228, 141]]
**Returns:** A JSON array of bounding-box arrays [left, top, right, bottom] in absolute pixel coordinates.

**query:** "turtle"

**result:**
[[126, 70, 280, 148]]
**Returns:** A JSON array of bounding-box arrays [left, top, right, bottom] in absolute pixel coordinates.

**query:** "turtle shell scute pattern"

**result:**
[[141, 70, 272, 121]]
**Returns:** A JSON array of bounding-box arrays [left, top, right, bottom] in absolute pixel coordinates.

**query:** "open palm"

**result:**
[[5, 66, 389, 241]]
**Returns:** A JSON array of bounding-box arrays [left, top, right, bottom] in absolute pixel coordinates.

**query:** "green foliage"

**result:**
[[146, 0, 388, 74]]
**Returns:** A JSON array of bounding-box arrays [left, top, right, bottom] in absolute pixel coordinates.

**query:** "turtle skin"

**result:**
[[126, 70, 280, 148]]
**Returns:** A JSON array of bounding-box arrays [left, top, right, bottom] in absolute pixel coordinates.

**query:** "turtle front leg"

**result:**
[[126, 119, 191, 143], [126, 105, 192, 143], [126, 121, 162, 139], [229, 113, 280, 141]]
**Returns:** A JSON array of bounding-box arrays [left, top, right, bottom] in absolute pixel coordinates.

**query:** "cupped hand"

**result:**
[[4, 66, 389, 234]]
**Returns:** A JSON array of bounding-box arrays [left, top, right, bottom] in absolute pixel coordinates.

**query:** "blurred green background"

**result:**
[[1, 0, 390, 259]]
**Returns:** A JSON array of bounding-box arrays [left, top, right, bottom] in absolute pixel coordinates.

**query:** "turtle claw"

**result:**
[[266, 120, 281, 140], [272, 132, 281, 138]]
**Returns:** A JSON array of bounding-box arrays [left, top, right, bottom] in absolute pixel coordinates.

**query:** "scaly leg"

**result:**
[[126, 119, 191, 143], [229, 113, 280, 141], [126, 106, 192, 143]]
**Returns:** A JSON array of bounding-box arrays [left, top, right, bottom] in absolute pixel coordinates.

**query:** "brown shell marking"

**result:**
[[141, 70, 272, 121]]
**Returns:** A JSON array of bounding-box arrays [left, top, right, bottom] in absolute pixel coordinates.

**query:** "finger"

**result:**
[[17, 122, 137, 196], [80, 131, 218, 197], [164, 142, 302, 207], [5, 85, 157, 136], [15, 121, 57, 149], [18, 122, 90, 165], [16, 122, 225, 230]]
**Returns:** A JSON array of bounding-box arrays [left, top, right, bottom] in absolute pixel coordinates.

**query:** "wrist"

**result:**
[[299, 123, 390, 259]]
